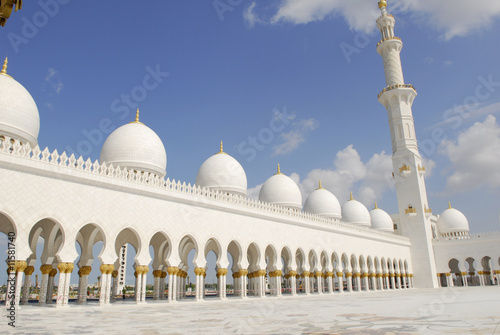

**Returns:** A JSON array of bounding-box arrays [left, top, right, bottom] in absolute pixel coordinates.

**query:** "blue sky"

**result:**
[[1, 1, 500, 285]]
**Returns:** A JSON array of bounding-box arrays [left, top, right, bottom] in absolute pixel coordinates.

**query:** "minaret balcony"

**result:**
[[405, 206, 417, 216], [378, 84, 416, 99], [399, 164, 411, 177], [376, 36, 401, 48]]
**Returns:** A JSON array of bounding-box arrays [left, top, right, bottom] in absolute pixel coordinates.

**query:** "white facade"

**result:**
[[1, 1, 499, 309]]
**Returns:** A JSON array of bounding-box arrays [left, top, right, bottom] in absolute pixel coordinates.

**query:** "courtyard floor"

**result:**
[[2, 286, 499, 334]]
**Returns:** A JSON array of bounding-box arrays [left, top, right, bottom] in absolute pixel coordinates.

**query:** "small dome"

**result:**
[[370, 203, 394, 232], [303, 181, 341, 219], [100, 110, 167, 177], [196, 142, 247, 197], [437, 203, 469, 234], [342, 193, 371, 227], [259, 164, 302, 210], [0, 58, 40, 146]]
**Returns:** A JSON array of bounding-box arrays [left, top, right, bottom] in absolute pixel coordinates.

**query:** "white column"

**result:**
[[167, 267, 177, 302], [38, 265, 52, 305], [135, 270, 142, 304], [47, 270, 58, 304], [153, 270, 161, 300], [346, 273, 353, 292], [13, 265, 26, 308], [78, 266, 92, 303], [327, 273, 333, 294], [21, 266, 34, 305], [141, 272, 147, 303], [240, 270, 248, 298], [56, 263, 73, 307], [337, 272, 344, 293], [99, 273, 108, 306], [304, 272, 311, 295], [78, 274, 89, 303], [160, 272, 166, 299], [217, 269, 227, 299], [446, 273, 454, 287]]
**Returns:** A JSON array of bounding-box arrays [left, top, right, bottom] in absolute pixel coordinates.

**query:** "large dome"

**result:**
[[196, 142, 247, 197], [341, 193, 371, 227], [303, 181, 341, 219], [370, 203, 394, 232], [437, 203, 469, 234], [259, 164, 302, 210], [100, 110, 167, 177], [0, 58, 40, 146]]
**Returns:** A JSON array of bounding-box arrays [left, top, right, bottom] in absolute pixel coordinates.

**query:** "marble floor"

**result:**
[[2, 286, 499, 334]]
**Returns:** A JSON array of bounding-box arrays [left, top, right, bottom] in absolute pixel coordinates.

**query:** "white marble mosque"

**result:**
[[1, 0, 499, 309]]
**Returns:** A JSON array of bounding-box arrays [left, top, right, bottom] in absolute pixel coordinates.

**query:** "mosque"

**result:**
[[1, 1, 499, 308]]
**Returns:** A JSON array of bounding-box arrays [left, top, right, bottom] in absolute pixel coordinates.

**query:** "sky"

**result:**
[[1, 0, 500, 286]]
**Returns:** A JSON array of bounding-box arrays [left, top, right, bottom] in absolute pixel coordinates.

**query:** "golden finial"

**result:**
[[317, 180, 323, 190], [135, 108, 140, 122], [448, 201, 452, 209], [275, 163, 282, 175], [217, 140, 227, 155], [374, 201, 378, 209], [349, 192, 354, 201], [378, 0, 387, 9], [1, 57, 8, 76], [130, 108, 144, 124]]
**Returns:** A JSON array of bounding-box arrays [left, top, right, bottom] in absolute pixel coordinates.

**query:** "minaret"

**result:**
[[376, 0, 438, 288]]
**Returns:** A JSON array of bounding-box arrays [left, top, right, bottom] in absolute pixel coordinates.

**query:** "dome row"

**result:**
[[0, 59, 468, 235]]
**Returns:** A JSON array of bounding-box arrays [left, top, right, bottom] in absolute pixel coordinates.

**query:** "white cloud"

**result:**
[[247, 183, 263, 200], [248, 144, 394, 207], [248, 0, 500, 40], [243, 2, 263, 28], [44, 67, 64, 95], [272, 118, 318, 155], [439, 115, 500, 194]]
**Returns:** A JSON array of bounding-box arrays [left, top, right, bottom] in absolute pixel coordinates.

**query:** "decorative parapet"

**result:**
[[376, 36, 401, 48], [434, 231, 500, 242], [378, 84, 416, 99], [0, 137, 410, 242]]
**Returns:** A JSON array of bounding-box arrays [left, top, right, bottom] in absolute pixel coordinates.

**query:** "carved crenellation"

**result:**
[[0, 136, 406, 240]]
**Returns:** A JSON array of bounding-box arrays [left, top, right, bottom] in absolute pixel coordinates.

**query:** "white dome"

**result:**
[[196, 143, 247, 197], [259, 165, 302, 210], [303, 181, 341, 219], [370, 204, 394, 232], [0, 61, 40, 146], [342, 194, 371, 227], [100, 112, 166, 177], [437, 204, 469, 234]]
